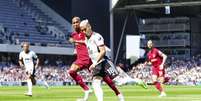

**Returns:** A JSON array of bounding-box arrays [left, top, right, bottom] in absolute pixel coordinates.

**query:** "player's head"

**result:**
[[22, 42, 30, 53], [80, 19, 92, 37], [147, 40, 153, 49], [72, 16, 81, 32]]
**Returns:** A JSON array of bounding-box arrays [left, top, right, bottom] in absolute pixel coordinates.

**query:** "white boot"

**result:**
[[118, 93, 125, 101], [77, 89, 93, 101], [159, 92, 167, 97]]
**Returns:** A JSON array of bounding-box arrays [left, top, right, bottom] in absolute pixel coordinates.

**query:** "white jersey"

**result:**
[[86, 32, 104, 64], [19, 50, 38, 69], [105, 46, 112, 59]]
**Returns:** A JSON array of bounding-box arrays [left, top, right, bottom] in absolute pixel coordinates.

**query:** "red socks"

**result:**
[[153, 82, 162, 92], [103, 76, 120, 95], [68, 70, 89, 91], [163, 77, 170, 84]]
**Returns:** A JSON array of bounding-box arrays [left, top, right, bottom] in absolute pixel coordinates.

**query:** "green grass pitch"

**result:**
[[0, 85, 200, 101]]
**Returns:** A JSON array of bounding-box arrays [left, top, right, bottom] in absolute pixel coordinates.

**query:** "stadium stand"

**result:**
[[128, 54, 201, 86], [0, 0, 72, 47], [0, 54, 201, 86]]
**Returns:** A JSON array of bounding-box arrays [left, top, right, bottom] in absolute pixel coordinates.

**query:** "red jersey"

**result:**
[[147, 48, 163, 67], [71, 32, 90, 61]]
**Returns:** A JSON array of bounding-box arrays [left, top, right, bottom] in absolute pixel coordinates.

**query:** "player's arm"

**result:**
[[96, 45, 106, 64], [141, 54, 151, 67], [142, 61, 151, 69], [144, 61, 151, 65], [94, 34, 105, 64], [69, 35, 86, 44], [19, 59, 24, 68], [74, 35, 86, 44], [90, 45, 106, 70], [33, 52, 39, 68], [144, 53, 150, 65], [89, 34, 106, 70], [158, 50, 167, 65], [158, 50, 167, 69], [35, 58, 40, 68], [18, 53, 24, 68]]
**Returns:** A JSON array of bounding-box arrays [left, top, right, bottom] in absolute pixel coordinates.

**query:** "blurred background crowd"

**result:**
[[0, 54, 201, 86]]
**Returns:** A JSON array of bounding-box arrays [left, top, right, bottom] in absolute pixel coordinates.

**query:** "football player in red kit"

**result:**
[[68, 17, 92, 101], [145, 40, 167, 97]]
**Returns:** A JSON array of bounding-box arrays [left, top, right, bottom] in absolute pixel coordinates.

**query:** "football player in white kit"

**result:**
[[80, 20, 124, 101], [19, 42, 39, 96], [104, 46, 147, 88]]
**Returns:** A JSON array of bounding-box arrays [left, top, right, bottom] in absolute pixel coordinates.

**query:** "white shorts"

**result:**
[[25, 67, 34, 75]]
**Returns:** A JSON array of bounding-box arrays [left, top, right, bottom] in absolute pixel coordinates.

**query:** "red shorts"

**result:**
[[152, 66, 165, 77], [73, 59, 92, 70]]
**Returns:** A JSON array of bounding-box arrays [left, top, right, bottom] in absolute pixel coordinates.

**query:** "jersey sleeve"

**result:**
[[32, 51, 38, 59], [71, 32, 75, 37], [19, 52, 23, 60], [154, 48, 161, 57], [94, 33, 104, 46]]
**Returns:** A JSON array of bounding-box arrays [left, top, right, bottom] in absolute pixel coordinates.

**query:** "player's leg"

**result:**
[[152, 70, 166, 97], [114, 68, 147, 88], [102, 60, 124, 101], [68, 63, 92, 101], [152, 67, 163, 94], [152, 74, 162, 92], [92, 76, 103, 101], [158, 70, 166, 97], [68, 63, 89, 91], [25, 70, 33, 96], [42, 79, 49, 89], [103, 75, 124, 101], [125, 77, 148, 89], [163, 76, 170, 84]]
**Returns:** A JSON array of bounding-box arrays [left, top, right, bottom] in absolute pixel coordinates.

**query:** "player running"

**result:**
[[144, 40, 167, 97], [19, 42, 39, 96], [68, 17, 92, 101], [35, 67, 49, 89], [80, 20, 124, 101], [104, 46, 148, 88]]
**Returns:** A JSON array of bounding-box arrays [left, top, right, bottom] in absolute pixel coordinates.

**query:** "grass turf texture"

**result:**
[[0, 85, 200, 101]]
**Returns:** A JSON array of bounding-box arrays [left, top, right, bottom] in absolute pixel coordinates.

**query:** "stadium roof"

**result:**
[[112, 0, 201, 17]]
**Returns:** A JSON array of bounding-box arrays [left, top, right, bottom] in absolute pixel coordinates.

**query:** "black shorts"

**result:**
[[92, 60, 119, 79]]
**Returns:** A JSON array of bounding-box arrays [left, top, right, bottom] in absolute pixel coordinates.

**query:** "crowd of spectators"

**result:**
[[129, 54, 201, 85], [0, 54, 201, 86], [0, 64, 92, 84]]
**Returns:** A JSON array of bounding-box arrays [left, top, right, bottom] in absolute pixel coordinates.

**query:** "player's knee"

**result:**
[[152, 75, 157, 81], [93, 76, 102, 80], [158, 77, 164, 83], [153, 81, 158, 85], [70, 64, 79, 71], [152, 78, 157, 84], [68, 69, 76, 75], [92, 79, 101, 88]]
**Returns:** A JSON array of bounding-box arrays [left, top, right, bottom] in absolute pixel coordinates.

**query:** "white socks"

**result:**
[[27, 79, 32, 94], [127, 78, 142, 85], [92, 79, 103, 101], [83, 89, 92, 101], [43, 80, 49, 89], [118, 94, 125, 101]]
